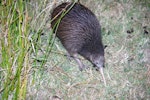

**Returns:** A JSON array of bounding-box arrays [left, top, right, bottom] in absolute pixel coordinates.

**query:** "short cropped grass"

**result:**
[[0, 0, 150, 100]]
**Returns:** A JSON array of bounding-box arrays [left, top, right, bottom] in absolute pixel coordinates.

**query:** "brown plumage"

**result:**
[[51, 2, 106, 85]]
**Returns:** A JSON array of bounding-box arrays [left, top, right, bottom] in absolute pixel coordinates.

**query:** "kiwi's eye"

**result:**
[[94, 60, 99, 66], [95, 61, 99, 65]]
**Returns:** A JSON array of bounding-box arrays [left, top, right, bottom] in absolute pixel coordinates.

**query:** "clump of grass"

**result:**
[[0, 0, 31, 99]]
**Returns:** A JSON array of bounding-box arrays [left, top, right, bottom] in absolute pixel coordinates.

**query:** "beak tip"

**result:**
[[99, 67, 107, 86]]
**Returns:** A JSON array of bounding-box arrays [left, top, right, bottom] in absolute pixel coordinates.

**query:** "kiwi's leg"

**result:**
[[72, 54, 85, 71]]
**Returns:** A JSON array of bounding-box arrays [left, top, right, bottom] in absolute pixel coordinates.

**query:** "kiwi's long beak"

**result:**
[[99, 67, 106, 86]]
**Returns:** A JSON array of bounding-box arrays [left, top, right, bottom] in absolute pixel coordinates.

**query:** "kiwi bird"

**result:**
[[51, 2, 106, 85]]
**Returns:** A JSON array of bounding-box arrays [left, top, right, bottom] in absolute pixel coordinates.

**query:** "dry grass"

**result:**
[[0, 0, 150, 99]]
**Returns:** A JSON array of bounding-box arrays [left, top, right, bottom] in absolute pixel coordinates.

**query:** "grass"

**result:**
[[0, 0, 150, 100], [0, 0, 31, 99]]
